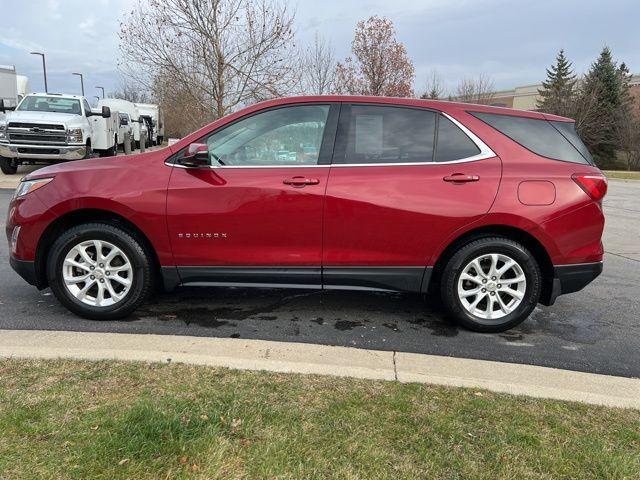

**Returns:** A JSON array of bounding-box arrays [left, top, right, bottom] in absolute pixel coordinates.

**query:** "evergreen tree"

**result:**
[[537, 49, 576, 116], [581, 46, 626, 164]]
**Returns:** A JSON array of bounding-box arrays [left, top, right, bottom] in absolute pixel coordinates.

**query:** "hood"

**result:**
[[24, 148, 168, 180], [5, 110, 83, 125]]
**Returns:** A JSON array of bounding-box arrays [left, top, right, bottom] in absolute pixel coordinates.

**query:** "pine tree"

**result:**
[[581, 46, 625, 164], [537, 49, 576, 116]]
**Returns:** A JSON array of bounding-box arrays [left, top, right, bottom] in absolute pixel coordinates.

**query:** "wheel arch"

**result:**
[[429, 224, 554, 304], [34, 208, 162, 290]]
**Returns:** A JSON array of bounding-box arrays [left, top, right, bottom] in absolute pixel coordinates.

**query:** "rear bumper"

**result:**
[[0, 142, 86, 161], [542, 261, 603, 306]]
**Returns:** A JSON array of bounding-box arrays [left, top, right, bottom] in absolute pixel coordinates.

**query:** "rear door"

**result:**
[[322, 104, 501, 292]]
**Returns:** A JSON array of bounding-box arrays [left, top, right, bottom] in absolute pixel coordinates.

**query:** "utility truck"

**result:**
[[0, 93, 112, 174], [135, 103, 164, 145], [98, 98, 146, 150]]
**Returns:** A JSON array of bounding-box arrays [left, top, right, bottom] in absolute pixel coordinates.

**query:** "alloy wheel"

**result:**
[[62, 239, 133, 307], [457, 253, 527, 320]]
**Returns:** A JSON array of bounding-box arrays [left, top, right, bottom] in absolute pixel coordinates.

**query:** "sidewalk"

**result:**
[[1, 329, 638, 409]]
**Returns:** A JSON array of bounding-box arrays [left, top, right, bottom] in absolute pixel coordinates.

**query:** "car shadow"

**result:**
[[134, 286, 462, 344]]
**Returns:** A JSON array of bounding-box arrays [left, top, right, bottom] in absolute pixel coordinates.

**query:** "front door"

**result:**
[[167, 103, 338, 286], [322, 104, 501, 292]]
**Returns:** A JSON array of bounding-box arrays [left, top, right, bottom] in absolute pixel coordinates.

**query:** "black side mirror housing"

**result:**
[[101, 106, 111, 118], [179, 143, 210, 168], [0, 99, 5, 114]]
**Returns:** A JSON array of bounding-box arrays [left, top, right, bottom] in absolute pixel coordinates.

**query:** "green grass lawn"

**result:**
[[1, 359, 639, 479], [603, 170, 640, 180]]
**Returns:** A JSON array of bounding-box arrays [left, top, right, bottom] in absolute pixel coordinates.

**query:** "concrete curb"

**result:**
[[1, 329, 638, 409]]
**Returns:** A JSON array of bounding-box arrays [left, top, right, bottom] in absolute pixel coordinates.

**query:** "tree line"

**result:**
[[115, 0, 638, 169]]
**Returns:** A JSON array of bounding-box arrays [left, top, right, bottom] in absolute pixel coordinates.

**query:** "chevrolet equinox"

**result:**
[[6, 96, 607, 332]]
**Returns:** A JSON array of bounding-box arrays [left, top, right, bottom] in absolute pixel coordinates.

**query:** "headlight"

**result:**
[[66, 127, 83, 143], [0, 122, 6, 141], [13, 177, 54, 199]]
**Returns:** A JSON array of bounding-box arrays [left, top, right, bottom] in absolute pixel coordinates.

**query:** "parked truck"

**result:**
[[134, 103, 164, 145], [0, 66, 30, 122], [0, 92, 112, 174], [98, 98, 146, 150]]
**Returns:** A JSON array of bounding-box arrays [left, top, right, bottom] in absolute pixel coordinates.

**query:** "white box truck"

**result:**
[[98, 98, 146, 150], [134, 103, 164, 146]]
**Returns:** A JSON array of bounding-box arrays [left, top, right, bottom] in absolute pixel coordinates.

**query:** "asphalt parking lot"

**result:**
[[0, 178, 639, 378]]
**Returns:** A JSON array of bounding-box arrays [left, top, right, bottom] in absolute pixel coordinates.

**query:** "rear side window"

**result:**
[[338, 105, 436, 164], [471, 112, 593, 165], [435, 115, 480, 162]]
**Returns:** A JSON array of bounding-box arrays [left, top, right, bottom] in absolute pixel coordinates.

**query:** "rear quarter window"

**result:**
[[471, 112, 593, 165]]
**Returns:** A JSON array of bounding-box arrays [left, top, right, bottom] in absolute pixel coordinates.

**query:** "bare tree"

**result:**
[[119, 0, 297, 121], [335, 16, 414, 97], [455, 74, 495, 104], [420, 70, 445, 99], [108, 77, 150, 103], [299, 32, 336, 95]]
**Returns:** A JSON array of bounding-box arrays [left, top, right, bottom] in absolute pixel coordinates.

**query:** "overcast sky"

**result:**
[[1, 0, 638, 99]]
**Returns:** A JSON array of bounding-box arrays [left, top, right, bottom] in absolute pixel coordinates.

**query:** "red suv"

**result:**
[[6, 96, 607, 332]]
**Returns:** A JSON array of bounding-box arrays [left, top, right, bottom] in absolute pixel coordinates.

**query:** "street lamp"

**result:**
[[30, 52, 48, 93], [72, 72, 84, 96], [95, 86, 105, 99]]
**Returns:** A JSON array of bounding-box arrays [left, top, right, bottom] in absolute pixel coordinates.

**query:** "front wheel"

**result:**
[[46, 223, 153, 320], [0, 157, 18, 174], [440, 237, 541, 332]]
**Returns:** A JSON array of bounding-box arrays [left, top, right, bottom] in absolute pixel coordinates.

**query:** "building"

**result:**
[[459, 75, 640, 115]]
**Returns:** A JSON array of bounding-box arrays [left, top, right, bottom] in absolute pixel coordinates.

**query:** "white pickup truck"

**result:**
[[0, 92, 114, 174]]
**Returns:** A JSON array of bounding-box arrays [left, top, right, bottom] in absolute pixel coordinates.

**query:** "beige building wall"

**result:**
[[512, 84, 541, 110]]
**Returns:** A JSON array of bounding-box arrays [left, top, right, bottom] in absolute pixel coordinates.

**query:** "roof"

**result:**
[[27, 92, 85, 100], [251, 95, 574, 122]]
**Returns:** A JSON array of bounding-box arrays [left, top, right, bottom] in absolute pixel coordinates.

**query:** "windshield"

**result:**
[[17, 96, 82, 115]]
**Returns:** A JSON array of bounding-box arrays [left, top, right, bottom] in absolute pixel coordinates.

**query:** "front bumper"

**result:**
[[0, 142, 86, 161], [9, 256, 43, 288], [542, 261, 603, 306]]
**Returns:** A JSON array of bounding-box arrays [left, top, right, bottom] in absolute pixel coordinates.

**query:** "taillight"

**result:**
[[572, 173, 608, 201]]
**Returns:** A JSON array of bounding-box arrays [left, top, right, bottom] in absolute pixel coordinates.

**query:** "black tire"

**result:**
[[83, 141, 92, 159], [46, 223, 153, 320], [440, 237, 541, 333], [0, 157, 17, 174]]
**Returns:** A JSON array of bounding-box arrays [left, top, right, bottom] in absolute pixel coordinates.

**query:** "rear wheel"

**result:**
[[440, 237, 541, 332], [0, 157, 17, 174], [46, 223, 153, 320]]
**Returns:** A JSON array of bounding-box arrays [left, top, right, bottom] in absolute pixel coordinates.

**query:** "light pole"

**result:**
[[30, 52, 48, 93], [95, 86, 105, 99], [72, 73, 84, 96]]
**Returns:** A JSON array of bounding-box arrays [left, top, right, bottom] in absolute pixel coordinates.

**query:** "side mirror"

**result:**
[[0, 99, 5, 114], [101, 106, 111, 118], [179, 143, 210, 167]]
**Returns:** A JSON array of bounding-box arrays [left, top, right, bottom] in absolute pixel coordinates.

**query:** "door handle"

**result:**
[[443, 173, 480, 183], [283, 176, 320, 187]]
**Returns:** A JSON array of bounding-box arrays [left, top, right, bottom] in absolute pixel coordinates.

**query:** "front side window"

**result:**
[[204, 105, 330, 166], [337, 105, 436, 164], [17, 96, 82, 115], [471, 112, 593, 165], [83, 99, 92, 117]]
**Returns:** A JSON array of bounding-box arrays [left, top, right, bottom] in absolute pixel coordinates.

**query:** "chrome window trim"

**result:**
[[167, 110, 496, 170]]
